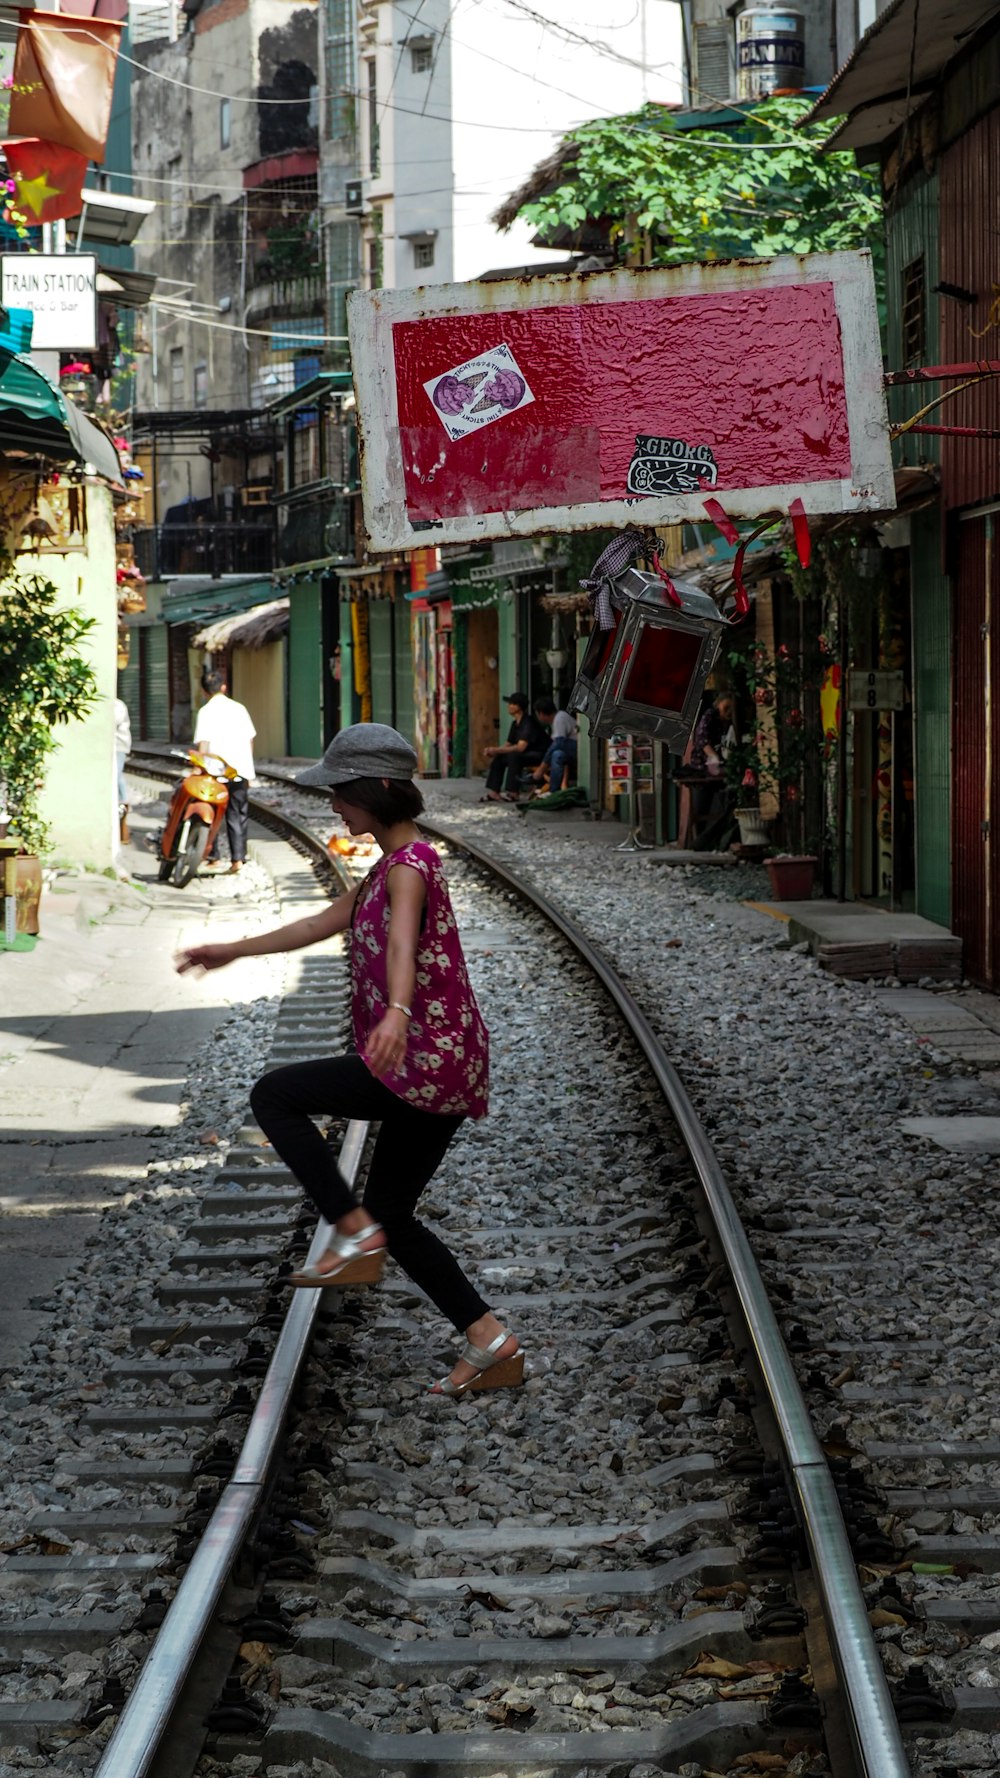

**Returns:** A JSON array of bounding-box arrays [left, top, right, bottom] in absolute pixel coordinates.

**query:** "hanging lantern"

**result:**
[[569, 564, 727, 750]]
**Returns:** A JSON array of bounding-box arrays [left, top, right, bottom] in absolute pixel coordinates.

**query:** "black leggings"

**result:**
[[249, 1055, 490, 1331]]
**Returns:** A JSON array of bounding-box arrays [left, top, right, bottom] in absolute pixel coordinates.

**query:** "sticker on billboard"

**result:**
[[627, 436, 719, 497], [424, 343, 535, 442]]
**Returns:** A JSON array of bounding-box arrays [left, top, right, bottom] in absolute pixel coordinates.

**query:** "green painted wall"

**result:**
[[911, 505, 951, 926], [885, 172, 950, 925], [885, 172, 940, 469], [366, 597, 415, 741], [394, 604, 416, 747], [368, 600, 393, 725], [288, 580, 324, 757], [497, 597, 517, 726]]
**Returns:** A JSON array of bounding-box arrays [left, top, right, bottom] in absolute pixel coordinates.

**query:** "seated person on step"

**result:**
[[482, 692, 547, 802], [530, 696, 578, 797]]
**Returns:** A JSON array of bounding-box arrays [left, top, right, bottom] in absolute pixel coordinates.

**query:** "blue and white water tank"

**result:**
[[736, 8, 806, 98]]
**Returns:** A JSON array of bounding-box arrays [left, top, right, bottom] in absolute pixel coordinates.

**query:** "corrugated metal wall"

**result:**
[[939, 106, 1000, 513]]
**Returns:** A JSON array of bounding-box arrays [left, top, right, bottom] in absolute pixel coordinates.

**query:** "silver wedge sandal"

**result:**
[[430, 1331, 524, 1396], [288, 1222, 386, 1288]]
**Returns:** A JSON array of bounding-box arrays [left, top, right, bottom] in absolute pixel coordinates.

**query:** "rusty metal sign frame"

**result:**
[[348, 251, 895, 555]]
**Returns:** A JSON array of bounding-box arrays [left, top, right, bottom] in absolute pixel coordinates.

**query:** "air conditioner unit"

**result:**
[[242, 486, 272, 507], [345, 180, 365, 216]]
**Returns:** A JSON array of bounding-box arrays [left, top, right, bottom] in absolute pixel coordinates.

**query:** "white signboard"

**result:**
[[0, 254, 98, 350], [848, 669, 905, 711]]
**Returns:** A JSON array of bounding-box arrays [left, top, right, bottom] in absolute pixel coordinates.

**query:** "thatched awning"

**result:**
[[193, 597, 289, 652], [491, 141, 579, 231]]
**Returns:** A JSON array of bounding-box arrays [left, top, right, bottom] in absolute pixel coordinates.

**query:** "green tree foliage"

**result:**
[[0, 567, 99, 852], [519, 96, 882, 272]]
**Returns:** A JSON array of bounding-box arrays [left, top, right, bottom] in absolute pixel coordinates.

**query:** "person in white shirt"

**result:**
[[531, 695, 578, 796], [192, 669, 256, 873]]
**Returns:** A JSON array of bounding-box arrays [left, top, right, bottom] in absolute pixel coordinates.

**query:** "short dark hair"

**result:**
[[534, 695, 557, 716], [331, 776, 425, 824], [203, 669, 226, 695]]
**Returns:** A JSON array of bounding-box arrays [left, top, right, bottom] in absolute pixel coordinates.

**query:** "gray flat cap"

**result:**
[[296, 722, 418, 787]]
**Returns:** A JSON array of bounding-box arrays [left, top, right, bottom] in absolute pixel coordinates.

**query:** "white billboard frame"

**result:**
[[348, 249, 895, 554]]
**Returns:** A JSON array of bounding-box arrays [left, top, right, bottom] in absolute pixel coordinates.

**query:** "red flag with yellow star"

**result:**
[[3, 138, 88, 223]]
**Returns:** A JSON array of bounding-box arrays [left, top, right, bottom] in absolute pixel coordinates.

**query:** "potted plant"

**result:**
[[765, 851, 818, 899]]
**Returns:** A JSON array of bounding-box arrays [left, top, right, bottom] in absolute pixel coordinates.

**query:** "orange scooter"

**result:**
[[157, 750, 238, 888]]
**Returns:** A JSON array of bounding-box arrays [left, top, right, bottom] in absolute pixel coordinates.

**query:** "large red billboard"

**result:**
[[349, 252, 894, 553]]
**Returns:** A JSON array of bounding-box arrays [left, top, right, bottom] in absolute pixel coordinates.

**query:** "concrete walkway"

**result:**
[[0, 804, 276, 1369]]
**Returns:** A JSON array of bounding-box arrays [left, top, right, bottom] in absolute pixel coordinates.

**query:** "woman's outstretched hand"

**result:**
[[364, 1008, 409, 1078], [175, 942, 238, 975]]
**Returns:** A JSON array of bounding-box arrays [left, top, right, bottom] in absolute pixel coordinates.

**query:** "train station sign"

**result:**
[[0, 253, 98, 350]]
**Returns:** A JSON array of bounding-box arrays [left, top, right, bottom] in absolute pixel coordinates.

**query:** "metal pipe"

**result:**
[[420, 820, 911, 1778], [93, 1118, 370, 1778], [904, 422, 1000, 439], [884, 361, 1000, 383]]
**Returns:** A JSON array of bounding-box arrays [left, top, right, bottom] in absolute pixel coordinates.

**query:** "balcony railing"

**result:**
[[134, 523, 276, 582]]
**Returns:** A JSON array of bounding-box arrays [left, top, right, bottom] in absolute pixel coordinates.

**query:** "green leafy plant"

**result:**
[[0, 564, 99, 852], [518, 96, 883, 299]]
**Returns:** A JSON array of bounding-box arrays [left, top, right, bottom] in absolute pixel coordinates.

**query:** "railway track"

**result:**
[[0, 750, 977, 1778]]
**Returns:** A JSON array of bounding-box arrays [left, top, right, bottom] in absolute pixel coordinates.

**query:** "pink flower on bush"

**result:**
[[742, 768, 757, 789]]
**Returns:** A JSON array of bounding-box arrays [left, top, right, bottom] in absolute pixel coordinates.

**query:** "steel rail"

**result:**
[[92, 1119, 370, 1778], [94, 767, 360, 1777], [419, 816, 911, 1778]]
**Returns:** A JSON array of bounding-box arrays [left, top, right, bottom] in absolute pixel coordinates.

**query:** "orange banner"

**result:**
[[9, 11, 122, 164]]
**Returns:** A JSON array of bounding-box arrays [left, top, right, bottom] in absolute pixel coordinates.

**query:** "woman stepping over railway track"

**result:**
[[175, 722, 522, 1399]]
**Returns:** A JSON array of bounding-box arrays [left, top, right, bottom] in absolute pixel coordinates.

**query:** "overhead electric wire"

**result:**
[[15, 16, 818, 145]]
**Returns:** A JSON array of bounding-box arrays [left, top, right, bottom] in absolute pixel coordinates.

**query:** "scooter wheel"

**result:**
[[173, 818, 210, 888]]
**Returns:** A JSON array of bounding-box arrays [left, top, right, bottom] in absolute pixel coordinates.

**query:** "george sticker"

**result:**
[[627, 434, 718, 497], [424, 343, 535, 441]]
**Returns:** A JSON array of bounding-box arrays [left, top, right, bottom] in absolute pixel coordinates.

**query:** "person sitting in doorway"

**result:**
[[530, 696, 578, 798], [481, 692, 547, 802]]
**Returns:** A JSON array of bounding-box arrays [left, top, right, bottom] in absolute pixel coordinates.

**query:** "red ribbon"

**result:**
[[703, 497, 740, 546], [789, 497, 811, 568], [651, 550, 682, 607]]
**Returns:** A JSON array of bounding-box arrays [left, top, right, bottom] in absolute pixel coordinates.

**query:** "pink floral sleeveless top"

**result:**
[[350, 839, 489, 1118]]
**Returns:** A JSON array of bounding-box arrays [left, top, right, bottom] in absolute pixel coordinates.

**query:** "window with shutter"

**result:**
[[694, 22, 733, 100]]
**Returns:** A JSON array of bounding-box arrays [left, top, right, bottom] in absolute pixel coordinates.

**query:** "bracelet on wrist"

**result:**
[[389, 1001, 412, 1019]]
